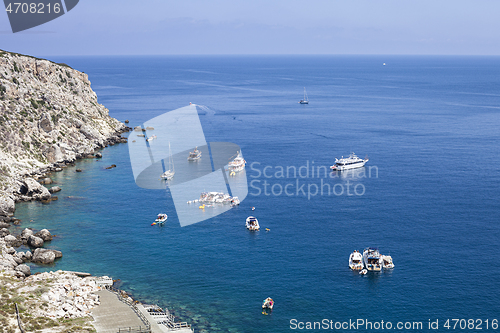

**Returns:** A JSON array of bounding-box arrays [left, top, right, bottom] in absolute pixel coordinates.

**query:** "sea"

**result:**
[[12, 56, 500, 332]]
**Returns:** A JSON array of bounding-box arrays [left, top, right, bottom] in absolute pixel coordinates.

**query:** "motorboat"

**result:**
[[246, 216, 260, 231], [349, 250, 364, 270], [228, 151, 246, 173], [199, 192, 232, 204], [231, 197, 240, 206], [330, 152, 368, 171], [381, 255, 394, 269], [262, 297, 274, 309], [362, 247, 382, 271], [188, 147, 201, 161], [152, 213, 168, 226]]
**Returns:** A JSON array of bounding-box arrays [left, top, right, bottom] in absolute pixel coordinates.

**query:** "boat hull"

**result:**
[[330, 159, 368, 171]]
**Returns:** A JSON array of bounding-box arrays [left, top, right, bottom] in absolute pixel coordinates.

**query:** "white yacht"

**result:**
[[228, 151, 246, 173], [188, 147, 201, 161], [161, 142, 175, 180], [362, 247, 382, 272], [381, 255, 394, 269], [199, 192, 232, 204], [330, 152, 368, 171], [349, 250, 364, 270], [246, 216, 260, 231]]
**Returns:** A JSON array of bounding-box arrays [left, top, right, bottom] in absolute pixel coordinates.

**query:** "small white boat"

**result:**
[[359, 269, 368, 275], [381, 255, 394, 269], [330, 152, 368, 171], [363, 247, 382, 271], [299, 87, 309, 104], [188, 147, 202, 161], [231, 197, 240, 206], [161, 142, 175, 180], [246, 216, 260, 231], [228, 151, 246, 173], [147, 134, 157, 142], [349, 250, 364, 270], [152, 213, 168, 226], [262, 297, 274, 309]]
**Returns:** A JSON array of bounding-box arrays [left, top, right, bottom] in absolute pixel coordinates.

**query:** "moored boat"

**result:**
[[246, 216, 260, 231], [228, 151, 246, 173], [152, 213, 168, 226], [262, 297, 274, 309], [381, 255, 394, 269], [161, 142, 175, 180], [330, 152, 368, 171], [349, 250, 364, 270], [188, 147, 202, 161], [362, 247, 382, 271]]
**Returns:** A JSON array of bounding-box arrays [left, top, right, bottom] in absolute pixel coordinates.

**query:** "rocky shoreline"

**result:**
[[0, 48, 131, 216], [0, 269, 113, 332], [0, 50, 133, 332]]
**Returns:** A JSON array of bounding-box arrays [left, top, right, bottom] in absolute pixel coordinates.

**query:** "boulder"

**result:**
[[51, 250, 63, 259], [28, 235, 44, 248], [95, 152, 102, 158], [42, 178, 53, 185], [39, 113, 53, 132], [76, 169, 82, 172], [19, 178, 51, 201], [49, 186, 61, 193], [25, 251, 32, 260], [0, 193, 15, 216], [21, 228, 34, 240], [15, 264, 31, 277], [4, 235, 17, 245], [80, 125, 100, 140], [0, 222, 10, 228], [5, 246, 16, 255], [0, 228, 9, 237], [31, 248, 56, 264], [12, 256, 23, 265], [35, 229, 52, 242]]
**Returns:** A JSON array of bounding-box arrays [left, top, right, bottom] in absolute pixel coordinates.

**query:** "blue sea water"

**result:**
[[12, 56, 500, 332]]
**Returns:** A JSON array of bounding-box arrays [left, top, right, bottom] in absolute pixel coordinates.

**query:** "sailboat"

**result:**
[[161, 142, 175, 180], [299, 87, 309, 104]]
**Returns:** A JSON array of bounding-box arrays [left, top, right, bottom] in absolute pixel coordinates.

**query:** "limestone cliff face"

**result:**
[[0, 49, 128, 201]]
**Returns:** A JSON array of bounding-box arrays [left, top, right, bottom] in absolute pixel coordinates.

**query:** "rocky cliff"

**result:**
[[0, 49, 128, 210]]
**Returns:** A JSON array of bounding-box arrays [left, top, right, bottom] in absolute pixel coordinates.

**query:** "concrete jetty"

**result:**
[[91, 290, 148, 333], [91, 289, 193, 333]]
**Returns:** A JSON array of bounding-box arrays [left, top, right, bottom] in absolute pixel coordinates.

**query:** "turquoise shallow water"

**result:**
[[13, 55, 500, 332]]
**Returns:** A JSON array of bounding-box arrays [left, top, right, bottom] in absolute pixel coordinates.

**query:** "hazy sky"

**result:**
[[1, 0, 500, 56]]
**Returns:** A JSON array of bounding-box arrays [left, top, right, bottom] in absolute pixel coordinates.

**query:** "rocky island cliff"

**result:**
[[0, 49, 129, 215]]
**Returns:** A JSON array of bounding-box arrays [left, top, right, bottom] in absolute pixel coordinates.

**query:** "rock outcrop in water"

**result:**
[[0, 49, 129, 212]]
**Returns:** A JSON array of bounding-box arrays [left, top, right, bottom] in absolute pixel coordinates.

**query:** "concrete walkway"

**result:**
[[91, 290, 193, 333], [136, 304, 193, 333], [91, 290, 148, 333]]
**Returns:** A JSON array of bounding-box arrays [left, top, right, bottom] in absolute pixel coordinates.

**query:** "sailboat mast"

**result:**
[[169, 142, 174, 172]]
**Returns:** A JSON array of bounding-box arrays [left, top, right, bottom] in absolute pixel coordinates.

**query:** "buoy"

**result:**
[[199, 204, 205, 209], [151, 222, 156, 226], [265, 228, 270, 232]]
